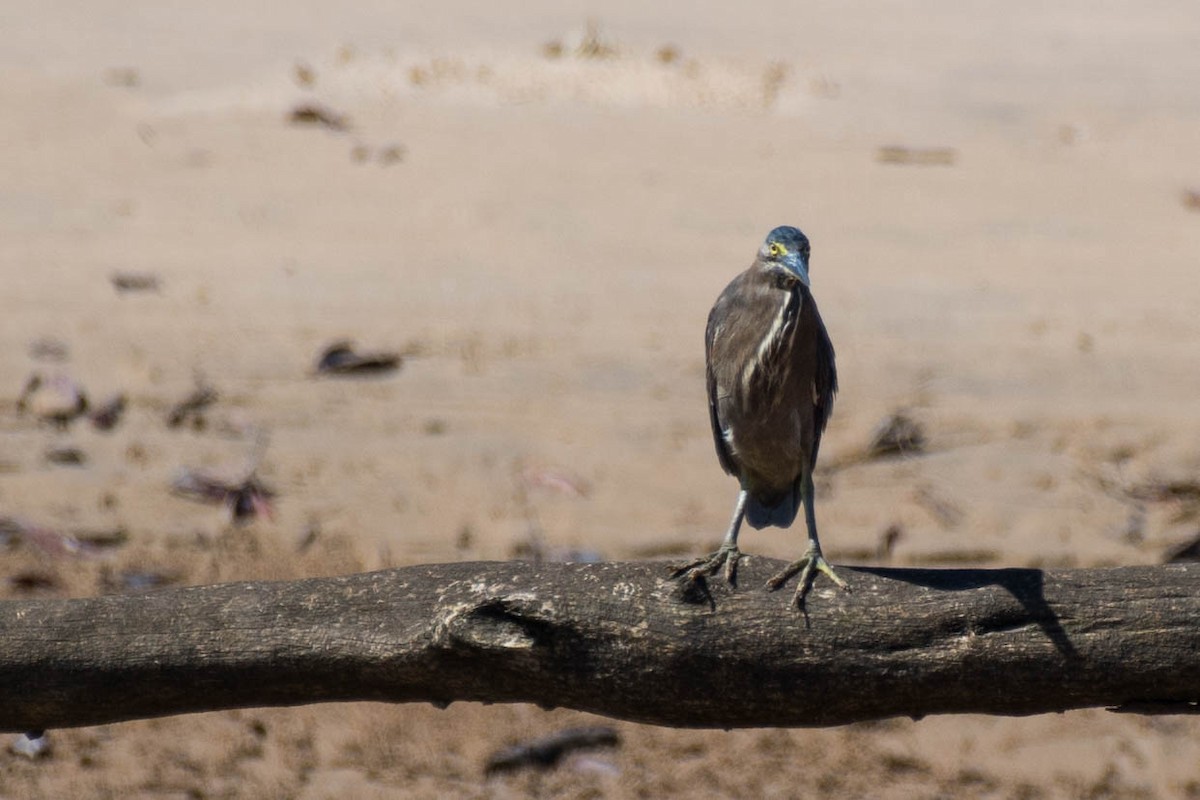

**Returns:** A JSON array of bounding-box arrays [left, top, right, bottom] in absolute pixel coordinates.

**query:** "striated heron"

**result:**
[[675, 225, 848, 607]]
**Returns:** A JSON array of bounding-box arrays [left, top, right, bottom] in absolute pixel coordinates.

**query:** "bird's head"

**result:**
[[756, 226, 811, 288]]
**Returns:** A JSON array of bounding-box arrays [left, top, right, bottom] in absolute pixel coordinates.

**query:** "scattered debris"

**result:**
[[655, 45, 680, 65], [10, 731, 50, 760], [229, 478, 275, 521], [17, 373, 89, 428], [868, 412, 927, 457], [1129, 478, 1200, 504], [110, 271, 161, 293], [315, 341, 402, 376], [1088, 469, 1200, 520], [89, 393, 127, 431], [288, 103, 349, 132], [9, 571, 60, 594], [867, 412, 927, 458], [166, 381, 218, 429], [293, 61, 317, 88], [171, 467, 276, 523], [877, 146, 957, 166], [913, 485, 964, 529], [0, 517, 91, 559], [485, 726, 620, 775], [73, 527, 129, 550], [878, 524, 904, 559], [2, 518, 108, 559], [455, 524, 473, 551], [28, 337, 69, 362], [45, 445, 86, 466]]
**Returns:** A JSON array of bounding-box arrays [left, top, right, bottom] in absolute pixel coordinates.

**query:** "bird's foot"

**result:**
[[765, 548, 850, 608], [671, 544, 743, 586]]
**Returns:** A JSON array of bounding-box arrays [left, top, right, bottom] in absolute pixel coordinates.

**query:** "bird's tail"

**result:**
[[743, 485, 800, 530]]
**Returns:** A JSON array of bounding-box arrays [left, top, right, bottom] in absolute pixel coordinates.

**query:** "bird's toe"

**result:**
[[671, 546, 742, 586], [766, 552, 849, 608]]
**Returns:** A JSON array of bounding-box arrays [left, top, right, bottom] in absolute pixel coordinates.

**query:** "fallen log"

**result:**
[[1, 558, 1197, 732]]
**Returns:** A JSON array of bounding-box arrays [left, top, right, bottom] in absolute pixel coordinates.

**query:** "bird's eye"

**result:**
[[768, 243, 785, 257]]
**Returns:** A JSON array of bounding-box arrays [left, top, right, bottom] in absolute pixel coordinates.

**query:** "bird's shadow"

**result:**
[[669, 561, 1079, 660], [853, 566, 1079, 660]]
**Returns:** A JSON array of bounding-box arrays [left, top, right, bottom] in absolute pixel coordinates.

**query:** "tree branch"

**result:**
[[2, 558, 1198, 732]]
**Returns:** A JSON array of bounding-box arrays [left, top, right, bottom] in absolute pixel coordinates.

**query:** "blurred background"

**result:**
[[2, 1, 1200, 796]]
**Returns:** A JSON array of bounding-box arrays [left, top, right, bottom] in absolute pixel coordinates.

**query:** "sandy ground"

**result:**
[[3, 1, 1200, 797]]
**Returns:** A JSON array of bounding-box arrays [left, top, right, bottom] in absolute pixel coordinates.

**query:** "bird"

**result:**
[[674, 225, 848, 608]]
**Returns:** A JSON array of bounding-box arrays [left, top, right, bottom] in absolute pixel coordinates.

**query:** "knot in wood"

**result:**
[[434, 594, 551, 652]]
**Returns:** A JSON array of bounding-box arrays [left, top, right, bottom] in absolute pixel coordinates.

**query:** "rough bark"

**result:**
[[1, 558, 1198, 732]]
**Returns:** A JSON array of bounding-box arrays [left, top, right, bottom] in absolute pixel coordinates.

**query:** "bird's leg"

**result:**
[[766, 471, 850, 607], [672, 490, 747, 585]]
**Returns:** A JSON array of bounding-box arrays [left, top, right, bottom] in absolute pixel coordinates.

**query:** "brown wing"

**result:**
[[705, 289, 739, 477], [808, 297, 838, 469]]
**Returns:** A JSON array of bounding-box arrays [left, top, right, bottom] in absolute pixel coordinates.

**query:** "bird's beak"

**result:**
[[784, 254, 811, 288]]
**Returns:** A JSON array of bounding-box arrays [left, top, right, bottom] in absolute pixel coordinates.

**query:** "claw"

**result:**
[[671, 545, 742, 586], [723, 550, 739, 583], [766, 549, 850, 608]]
